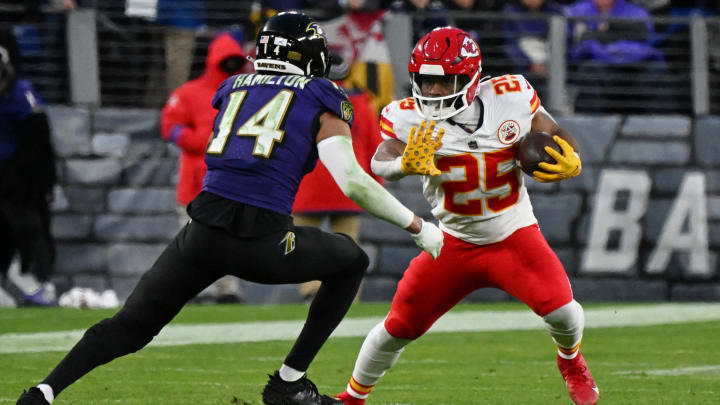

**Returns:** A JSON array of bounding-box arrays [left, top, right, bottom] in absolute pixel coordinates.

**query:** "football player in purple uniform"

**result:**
[[16, 12, 443, 405]]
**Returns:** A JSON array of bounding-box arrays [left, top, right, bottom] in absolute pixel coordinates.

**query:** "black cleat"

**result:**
[[16, 387, 49, 405], [262, 371, 343, 405]]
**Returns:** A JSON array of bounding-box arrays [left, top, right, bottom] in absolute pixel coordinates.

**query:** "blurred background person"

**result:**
[[155, 0, 205, 94], [566, 0, 670, 112], [0, 29, 58, 306], [502, 0, 564, 96], [160, 30, 247, 304]]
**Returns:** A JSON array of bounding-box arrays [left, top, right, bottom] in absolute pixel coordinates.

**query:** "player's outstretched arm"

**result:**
[[316, 112, 443, 258], [530, 107, 582, 183], [371, 120, 444, 180]]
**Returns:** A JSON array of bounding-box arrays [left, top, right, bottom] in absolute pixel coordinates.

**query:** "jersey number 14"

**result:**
[[207, 89, 294, 158]]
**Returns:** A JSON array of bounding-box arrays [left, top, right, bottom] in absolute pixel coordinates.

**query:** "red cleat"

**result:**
[[557, 353, 599, 405], [335, 391, 365, 405]]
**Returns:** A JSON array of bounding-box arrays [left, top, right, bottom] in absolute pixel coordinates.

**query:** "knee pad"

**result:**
[[543, 300, 585, 349]]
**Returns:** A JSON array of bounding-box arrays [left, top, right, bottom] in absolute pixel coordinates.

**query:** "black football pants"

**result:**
[[43, 219, 368, 395]]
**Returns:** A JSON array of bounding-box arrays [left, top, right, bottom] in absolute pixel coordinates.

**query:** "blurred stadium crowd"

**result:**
[[0, 0, 719, 114]]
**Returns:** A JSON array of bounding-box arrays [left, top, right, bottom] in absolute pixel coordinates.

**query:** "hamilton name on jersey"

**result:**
[[380, 74, 543, 246]]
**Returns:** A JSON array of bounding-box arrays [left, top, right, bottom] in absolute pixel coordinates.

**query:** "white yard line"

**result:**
[[1, 303, 719, 354], [614, 365, 720, 376]]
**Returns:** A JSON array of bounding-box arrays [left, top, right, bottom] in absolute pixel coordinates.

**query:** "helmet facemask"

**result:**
[[411, 70, 479, 121]]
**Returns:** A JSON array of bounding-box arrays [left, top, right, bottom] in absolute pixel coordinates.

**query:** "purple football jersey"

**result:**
[[203, 73, 354, 215]]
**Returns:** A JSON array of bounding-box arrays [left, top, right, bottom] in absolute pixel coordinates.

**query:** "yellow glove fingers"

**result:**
[[425, 121, 436, 144], [544, 145, 566, 164], [407, 125, 418, 146], [416, 121, 427, 145], [532, 170, 559, 182], [537, 160, 564, 173], [434, 128, 445, 147], [553, 135, 575, 157]]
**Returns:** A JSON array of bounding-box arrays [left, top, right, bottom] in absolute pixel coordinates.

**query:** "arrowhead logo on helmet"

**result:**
[[461, 37, 479, 58]]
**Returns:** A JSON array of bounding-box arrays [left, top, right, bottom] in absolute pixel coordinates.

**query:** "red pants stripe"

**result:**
[[385, 224, 573, 340]]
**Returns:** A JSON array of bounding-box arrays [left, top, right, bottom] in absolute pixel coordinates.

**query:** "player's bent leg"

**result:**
[[385, 244, 477, 340], [281, 230, 368, 373], [339, 237, 477, 405], [545, 300, 598, 405], [337, 322, 411, 404], [487, 225, 573, 317], [26, 223, 220, 401]]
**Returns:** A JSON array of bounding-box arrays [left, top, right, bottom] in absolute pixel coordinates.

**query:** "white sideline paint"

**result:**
[[1, 303, 719, 354], [614, 365, 720, 376]]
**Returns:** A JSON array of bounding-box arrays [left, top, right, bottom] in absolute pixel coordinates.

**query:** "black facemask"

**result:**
[[219, 56, 246, 75]]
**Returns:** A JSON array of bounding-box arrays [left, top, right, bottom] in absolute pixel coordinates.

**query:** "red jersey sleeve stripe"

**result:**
[[530, 90, 541, 113], [380, 126, 397, 139], [380, 116, 394, 129]]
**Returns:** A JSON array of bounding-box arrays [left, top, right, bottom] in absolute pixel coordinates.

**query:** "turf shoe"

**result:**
[[16, 387, 50, 405], [557, 353, 599, 405], [262, 371, 343, 405], [335, 391, 365, 405]]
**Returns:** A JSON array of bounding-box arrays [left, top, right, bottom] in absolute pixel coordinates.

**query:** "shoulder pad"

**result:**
[[481, 74, 541, 117], [379, 98, 422, 143], [308, 78, 354, 126]]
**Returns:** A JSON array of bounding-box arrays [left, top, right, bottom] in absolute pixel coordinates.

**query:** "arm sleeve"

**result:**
[[318, 135, 414, 229], [370, 153, 405, 181]]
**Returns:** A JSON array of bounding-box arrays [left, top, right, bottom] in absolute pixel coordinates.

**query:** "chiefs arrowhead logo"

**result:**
[[460, 37, 479, 58]]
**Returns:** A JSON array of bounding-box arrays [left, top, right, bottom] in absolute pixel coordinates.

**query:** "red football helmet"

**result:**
[[408, 27, 482, 120]]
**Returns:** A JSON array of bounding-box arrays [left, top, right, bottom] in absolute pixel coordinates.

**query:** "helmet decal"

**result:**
[[461, 37, 479, 58], [306, 22, 326, 40]]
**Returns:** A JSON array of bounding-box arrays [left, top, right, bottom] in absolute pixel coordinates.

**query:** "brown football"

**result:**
[[516, 131, 561, 176]]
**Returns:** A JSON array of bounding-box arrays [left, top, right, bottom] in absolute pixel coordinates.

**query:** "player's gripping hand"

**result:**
[[401, 120, 444, 176], [533, 135, 582, 183], [410, 220, 444, 259]]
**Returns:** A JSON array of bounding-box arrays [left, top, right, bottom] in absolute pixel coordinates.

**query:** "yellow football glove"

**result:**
[[532, 135, 582, 183], [401, 120, 445, 176]]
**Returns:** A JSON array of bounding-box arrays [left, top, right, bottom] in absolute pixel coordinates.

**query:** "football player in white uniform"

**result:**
[[336, 27, 598, 405]]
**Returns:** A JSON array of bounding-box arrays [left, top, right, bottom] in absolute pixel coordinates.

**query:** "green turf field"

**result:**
[[1, 302, 719, 404]]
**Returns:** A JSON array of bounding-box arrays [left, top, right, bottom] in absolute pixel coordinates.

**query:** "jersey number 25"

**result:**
[[436, 147, 520, 216]]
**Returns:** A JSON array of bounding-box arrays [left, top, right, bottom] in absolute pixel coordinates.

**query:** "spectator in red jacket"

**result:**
[[160, 31, 246, 303], [293, 87, 383, 300]]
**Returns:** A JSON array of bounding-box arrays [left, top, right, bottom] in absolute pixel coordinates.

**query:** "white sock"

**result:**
[[279, 364, 305, 382], [36, 384, 54, 403], [543, 300, 585, 353], [346, 322, 411, 398]]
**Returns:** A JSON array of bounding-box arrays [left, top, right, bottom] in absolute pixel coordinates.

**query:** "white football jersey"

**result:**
[[379, 74, 542, 245]]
